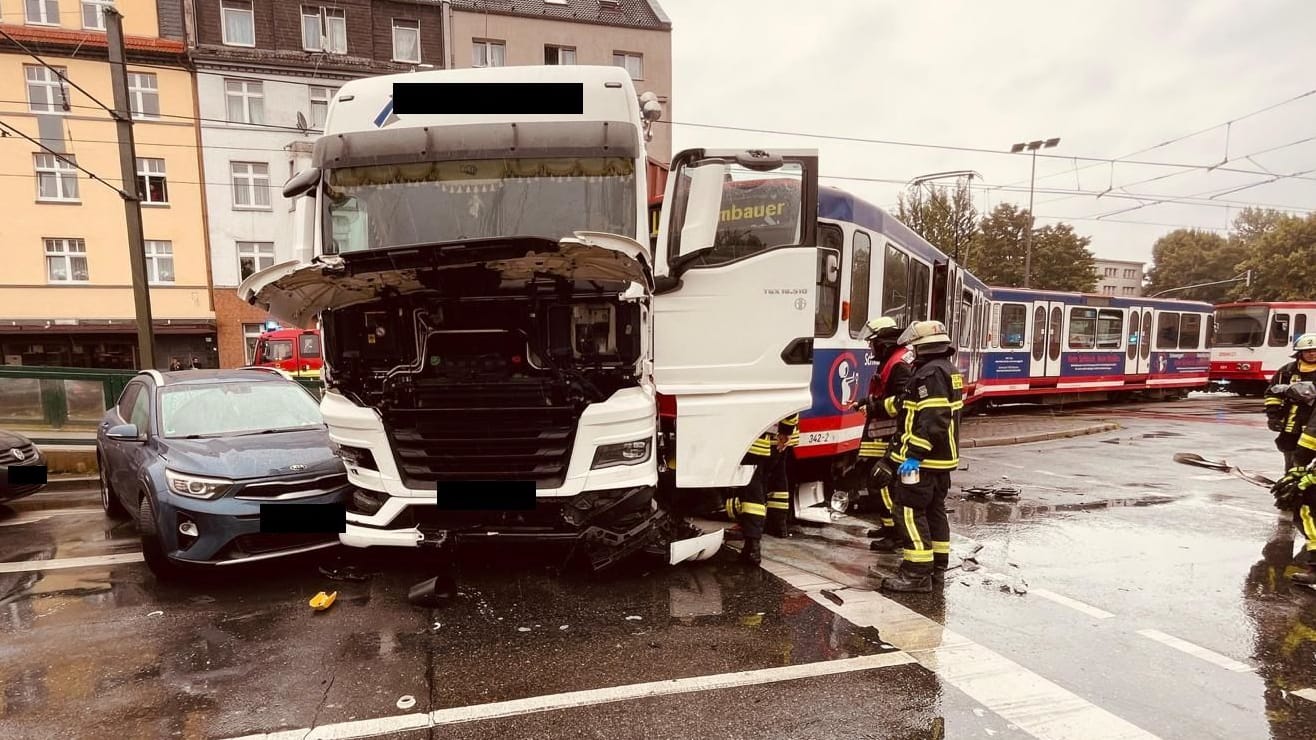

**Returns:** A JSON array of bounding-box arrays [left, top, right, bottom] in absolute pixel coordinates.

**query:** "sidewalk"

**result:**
[[960, 412, 1120, 448]]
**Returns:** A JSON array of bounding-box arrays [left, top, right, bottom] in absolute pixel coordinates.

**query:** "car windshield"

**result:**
[[1213, 306, 1269, 347], [158, 382, 323, 439], [324, 157, 638, 252]]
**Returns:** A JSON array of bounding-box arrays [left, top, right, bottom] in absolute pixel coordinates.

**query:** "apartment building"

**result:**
[[1094, 258, 1145, 297]]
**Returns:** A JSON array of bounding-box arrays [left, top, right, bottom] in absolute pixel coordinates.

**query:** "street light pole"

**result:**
[[1010, 137, 1060, 289]]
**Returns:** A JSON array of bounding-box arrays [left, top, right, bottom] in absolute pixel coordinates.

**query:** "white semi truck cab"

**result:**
[[239, 65, 819, 568]]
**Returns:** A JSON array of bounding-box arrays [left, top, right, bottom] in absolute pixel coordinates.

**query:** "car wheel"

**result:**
[[138, 494, 182, 581], [98, 454, 128, 520]]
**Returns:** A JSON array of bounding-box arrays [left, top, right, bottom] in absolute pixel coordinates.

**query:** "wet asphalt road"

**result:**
[[3, 394, 1316, 739]]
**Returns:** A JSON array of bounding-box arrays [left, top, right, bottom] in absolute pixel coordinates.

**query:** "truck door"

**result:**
[[652, 149, 818, 488]]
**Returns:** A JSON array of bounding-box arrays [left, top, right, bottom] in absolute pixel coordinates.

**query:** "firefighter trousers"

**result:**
[[726, 454, 774, 540], [1295, 489, 1316, 560], [849, 457, 896, 533], [892, 469, 951, 577]]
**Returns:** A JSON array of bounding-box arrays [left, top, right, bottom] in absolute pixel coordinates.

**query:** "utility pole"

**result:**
[[1010, 138, 1061, 289], [106, 8, 157, 369]]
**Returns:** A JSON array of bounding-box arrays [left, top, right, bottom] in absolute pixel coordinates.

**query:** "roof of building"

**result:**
[[449, 0, 672, 31], [0, 23, 187, 62]]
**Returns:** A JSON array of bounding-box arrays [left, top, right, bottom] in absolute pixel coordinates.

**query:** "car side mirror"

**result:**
[[107, 423, 141, 441]]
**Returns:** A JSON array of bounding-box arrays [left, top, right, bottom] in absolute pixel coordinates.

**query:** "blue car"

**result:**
[[96, 368, 350, 578]]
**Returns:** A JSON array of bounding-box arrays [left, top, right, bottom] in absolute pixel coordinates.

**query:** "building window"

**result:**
[[231, 162, 271, 209], [1124, 269, 1137, 279], [144, 240, 174, 283], [613, 51, 643, 80], [25, 65, 68, 113], [34, 153, 79, 202], [243, 322, 265, 364], [237, 242, 275, 281], [1122, 286, 1135, 295], [1103, 267, 1116, 277], [309, 85, 333, 129], [1101, 285, 1115, 295], [45, 238, 89, 283], [136, 157, 168, 204], [82, 0, 115, 30], [128, 72, 160, 119], [302, 6, 347, 54], [220, 0, 255, 46], [25, 0, 59, 25], [545, 45, 576, 65], [392, 19, 420, 62], [224, 79, 264, 123], [472, 39, 506, 67]]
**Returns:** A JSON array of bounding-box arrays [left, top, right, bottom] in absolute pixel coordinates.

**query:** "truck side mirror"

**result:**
[[283, 167, 321, 199]]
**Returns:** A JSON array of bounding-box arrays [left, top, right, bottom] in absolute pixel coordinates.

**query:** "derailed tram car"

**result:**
[[240, 65, 823, 570], [980, 289, 1214, 403], [787, 187, 990, 520], [1209, 301, 1316, 396]]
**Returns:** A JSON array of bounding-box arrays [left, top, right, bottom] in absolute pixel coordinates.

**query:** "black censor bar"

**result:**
[[6, 465, 47, 486], [391, 82, 584, 115], [437, 481, 536, 511], [259, 503, 346, 533]]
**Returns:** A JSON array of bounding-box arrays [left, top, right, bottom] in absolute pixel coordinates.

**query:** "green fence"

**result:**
[[0, 366, 325, 430]]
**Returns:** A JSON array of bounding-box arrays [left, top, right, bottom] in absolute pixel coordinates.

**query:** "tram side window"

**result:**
[[1068, 308, 1098, 349], [881, 243, 910, 327], [1097, 309, 1123, 350], [1000, 303, 1027, 349], [910, 262, 930, 323], [1156, 312, 1181, 349], [815, 223, 843, 338], [1179, 314, 1202, 349], [1296, 314, 1308, 339], [849, 230, 872, 338], [1031, 306, 1046, 360], [1270, 313, 1291, 347], [1205, 315, 1214, 349], [958, 294, 972, 349]]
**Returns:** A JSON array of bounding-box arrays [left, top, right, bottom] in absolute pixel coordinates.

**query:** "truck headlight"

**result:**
[[164, 469, 233, 500], [591, 438, 652, 469]]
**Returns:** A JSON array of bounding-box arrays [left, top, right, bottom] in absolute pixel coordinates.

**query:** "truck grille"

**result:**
[[383, 380, 580, 490], [0, 444, 38, 466]]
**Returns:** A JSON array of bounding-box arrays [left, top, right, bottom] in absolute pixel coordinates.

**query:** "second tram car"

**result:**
[[1210, 301, 1316, 395]]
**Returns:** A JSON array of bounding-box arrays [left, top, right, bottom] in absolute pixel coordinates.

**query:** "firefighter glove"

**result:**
[[898, 458, 921, 477]]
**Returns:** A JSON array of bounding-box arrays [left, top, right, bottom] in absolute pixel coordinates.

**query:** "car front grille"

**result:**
[[0, 444, 38, 466], [235, 473, 349, 500], [383, 380, 581, 490]]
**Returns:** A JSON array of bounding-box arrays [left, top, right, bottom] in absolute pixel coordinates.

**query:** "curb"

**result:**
[[43, 476, 100, 493], [962, 421, 1121, 449]]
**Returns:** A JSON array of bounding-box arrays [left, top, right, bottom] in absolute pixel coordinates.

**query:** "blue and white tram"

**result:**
[[793, 187, 990, 480], [980, 289, 1214, 402]]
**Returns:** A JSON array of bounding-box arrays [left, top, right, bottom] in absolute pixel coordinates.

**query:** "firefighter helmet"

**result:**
[[1294, 334, 1316, 353], [862, 316, 901, 342], [897, 320, 951, 347]]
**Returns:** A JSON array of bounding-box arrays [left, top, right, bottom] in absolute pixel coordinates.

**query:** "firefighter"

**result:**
[[729, 413, 799, 564], [1266, 333, 1316, 471], [1268, 383, 1316, 584], [875, 320, 963, 593], [848, 317, 913, 551]]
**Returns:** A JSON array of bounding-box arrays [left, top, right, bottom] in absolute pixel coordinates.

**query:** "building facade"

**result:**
[[0, 0, 215, 369], [1094, 258, 1145, 297], [187, 0, 673, 368]]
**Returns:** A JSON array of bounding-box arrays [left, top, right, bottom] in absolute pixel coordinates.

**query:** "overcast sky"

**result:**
[[656, 0, 1316, 266]]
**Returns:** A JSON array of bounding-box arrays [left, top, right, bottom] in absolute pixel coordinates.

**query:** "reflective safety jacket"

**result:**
[[748, 414, 800, 457], [889, 355, 964, 471], [856, 348, 913, 458], [1267, 361, 1316, 435]]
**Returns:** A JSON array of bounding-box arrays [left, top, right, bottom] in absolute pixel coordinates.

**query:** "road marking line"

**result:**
[[224, 652, 917, 740], [1033, 470, 1083, 480], [0, 552, 144, 573], [1029, 588, 1116, 620], [1293, 688, 1316, 703], [766, 561, 1160, 740], [1136, 629, 1254, 673]]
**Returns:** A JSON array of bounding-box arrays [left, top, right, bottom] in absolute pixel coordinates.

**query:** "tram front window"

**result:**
[[1213, 306, 1269, 347]]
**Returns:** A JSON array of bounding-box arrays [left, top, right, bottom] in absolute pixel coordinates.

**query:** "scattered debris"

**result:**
[[146, 610, 163, 617], [517, 627, 532, 632], [432, 622, 442, 631], [309, 591, 337, 611], [396, 695, 416, 710], [821, 589, 845, 606], [559, 625, 570, 630], [625, 615, 643, 621], [318, 563, 374, 582]]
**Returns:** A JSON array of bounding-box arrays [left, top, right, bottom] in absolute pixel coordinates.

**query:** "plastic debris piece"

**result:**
[[147, 610, 164, 617], [517, 627, 531, 632], [560, 625, 569, 630], [396, 695, 416, 710], [625, 615, 643, 621], [309, 591, 338, 611]]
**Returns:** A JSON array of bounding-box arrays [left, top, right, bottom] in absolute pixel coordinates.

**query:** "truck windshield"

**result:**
[[1213, 306, 1269, 347], [324, 157, 637, 252]]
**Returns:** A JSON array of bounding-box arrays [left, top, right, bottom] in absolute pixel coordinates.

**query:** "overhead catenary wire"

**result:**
[[0, 119, 127, 196]]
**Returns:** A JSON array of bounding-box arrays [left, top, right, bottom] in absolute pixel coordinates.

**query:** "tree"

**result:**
[[896, 181, 978, 262], [1143, 229, 1244, 302], [1234, 213, 1316, 301], [963, 203, 1096, 291]]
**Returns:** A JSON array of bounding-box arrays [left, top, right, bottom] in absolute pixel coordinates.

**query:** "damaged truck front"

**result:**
[[239, 65, 819, 570]]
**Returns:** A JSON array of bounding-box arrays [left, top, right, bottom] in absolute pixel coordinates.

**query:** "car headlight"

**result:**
[[591, 438, 652, 470], [164, 469, 234, 500]]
